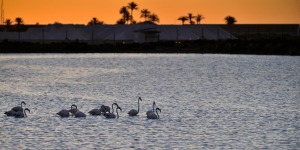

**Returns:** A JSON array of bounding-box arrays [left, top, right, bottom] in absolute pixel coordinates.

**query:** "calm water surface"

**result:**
[[0, 54, 299, 149]]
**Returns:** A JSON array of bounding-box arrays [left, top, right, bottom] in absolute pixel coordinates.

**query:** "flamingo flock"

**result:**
[[4, 97, 162, 120]]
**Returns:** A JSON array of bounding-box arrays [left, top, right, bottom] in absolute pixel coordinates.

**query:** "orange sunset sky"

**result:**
[[3, 0, 300, 25]]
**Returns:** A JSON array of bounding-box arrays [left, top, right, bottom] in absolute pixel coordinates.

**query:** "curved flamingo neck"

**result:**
[[156, 109, 160, 119], [71, 104, 77, 109], [24, 110, 27, 118], [21, 102, 25, 108], [116, 108, 119, 118], [152, 102, 156, 112], [137, 99, 140, 113]]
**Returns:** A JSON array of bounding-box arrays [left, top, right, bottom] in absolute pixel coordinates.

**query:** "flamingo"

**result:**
[[4, 101, 26, 116], [147, 108, 161, 119], [146, 101, 156, 116], [12, 101, 26, 112], [15, 108, 30, 118], [69, 104, 86, 117], [104, 106, 122, 119], [128, 97, 142, 116], [100, 105, 111, 114], [69, 104, 79, 115], [89, 105, 106, 116], [57, 104, 77, 117]]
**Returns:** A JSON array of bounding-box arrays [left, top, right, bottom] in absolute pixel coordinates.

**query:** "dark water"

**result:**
[[0, 54, 299, 149]]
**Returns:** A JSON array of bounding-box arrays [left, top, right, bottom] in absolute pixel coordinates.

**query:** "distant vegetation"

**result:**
[[178, 13, 205, 25], [2, 1, 239, 25], [224, 16, 237, 25], [116, 1, 160, 24], [87, 18, 104, 26]]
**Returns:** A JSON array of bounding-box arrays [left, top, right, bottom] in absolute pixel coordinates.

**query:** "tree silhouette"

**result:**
[[53, 21, 62, 25], [116, 19, 125, 24], [224, 16, 237, 25], [140, 9, 151, 21], [5, 19, 12, 31], [148, 13, 159, 24], [127, 2, 138, 24], [87, 17, 104, 26], [195, 14, 204, 24], [15, 17, 24, 42], [15, 17, 23, 26], [187, 13, 195, 24], [177, 16, 188, 25], [5, 18, 12, 25], [119, 6, 130, 24]]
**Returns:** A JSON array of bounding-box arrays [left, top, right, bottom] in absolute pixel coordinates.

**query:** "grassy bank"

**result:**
[[0, 39, 299, 55]]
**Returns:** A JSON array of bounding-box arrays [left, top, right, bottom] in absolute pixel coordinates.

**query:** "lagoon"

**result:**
[[0, 54, 299, 149]]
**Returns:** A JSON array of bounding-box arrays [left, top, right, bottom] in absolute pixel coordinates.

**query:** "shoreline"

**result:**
[[0, 39, 299, 56]]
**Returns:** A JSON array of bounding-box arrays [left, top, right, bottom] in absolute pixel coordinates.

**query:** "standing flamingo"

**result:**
[[147, 108, 161, 119], [12, 101, 26, 112], [15, 108, 30, 118], [104, 106, 122, 119], [128, 97, 142, 116], [146, 101, 156, 116], [4, 101, 26, 116]]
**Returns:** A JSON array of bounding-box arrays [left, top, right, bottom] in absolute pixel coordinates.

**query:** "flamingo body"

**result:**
[[147, 108, 161, 119], [15, 108, 30, 118], [74, 111, 86, 117], [57, 109, 70, 117]]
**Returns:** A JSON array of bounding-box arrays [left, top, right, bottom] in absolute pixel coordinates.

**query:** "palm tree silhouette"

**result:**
[[5, 19, 12, 31], [119, 6, 130, 24], [187, 13, 195, 24], [127, 2, 138, 24], [15, 17, 24, 42], [149, 13, 159, 24], [224, 16, 237, 25], [87, 17, 104, 25], [195, 14, 204, 24], [15, 17, 23, 26], [177, 16, 188, 25], [140, 9, 151, 21]]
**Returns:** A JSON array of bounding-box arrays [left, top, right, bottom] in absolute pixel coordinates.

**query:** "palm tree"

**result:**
[[195, 14, 205, 24], [119, 6, 130, 24], [127, 2, 138, 24], [5, 19, 12, 31], [87, 17, 104, 26], [140, 9, 151, 21], [15, 17, 23, 26], [187, 13, 195, 24], [15, 17, 24, 42], [177, 16, 188, 25], [224, 16, 237, 25], [5, 19, 12, 25], [148, 13, 159, 24]]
